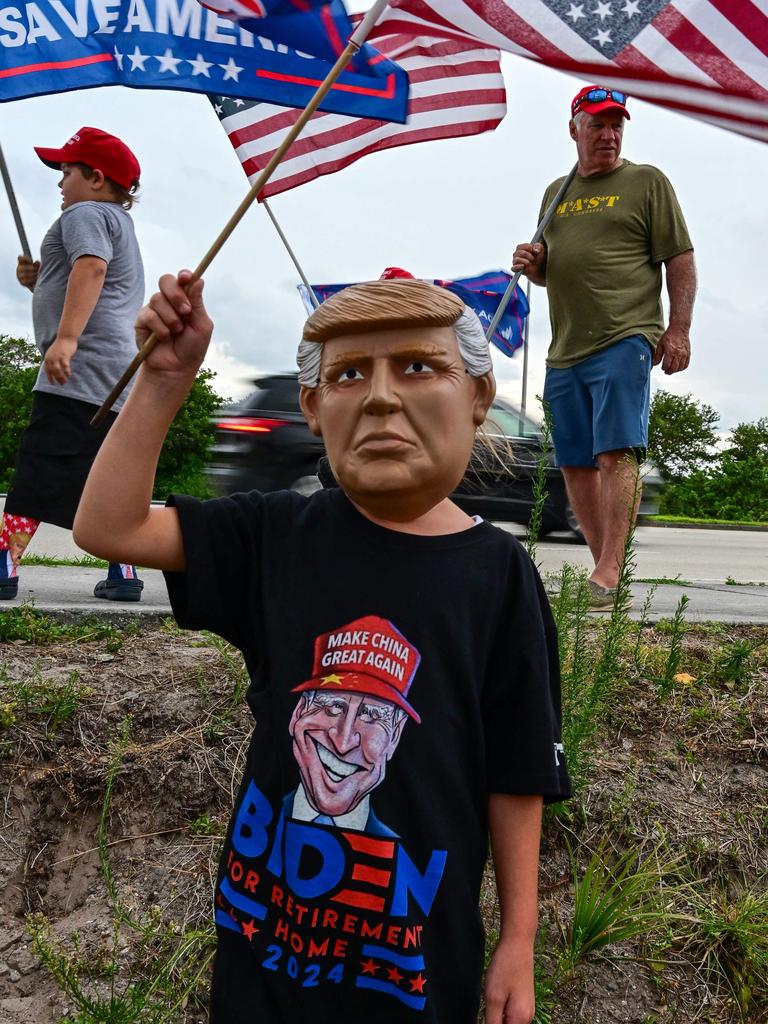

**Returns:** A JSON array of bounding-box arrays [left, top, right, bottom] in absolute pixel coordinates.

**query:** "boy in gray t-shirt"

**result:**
[[1, 127, 145, 603]]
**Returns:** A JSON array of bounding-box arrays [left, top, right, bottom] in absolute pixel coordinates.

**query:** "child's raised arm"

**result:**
[[73, 270, 213, 572]]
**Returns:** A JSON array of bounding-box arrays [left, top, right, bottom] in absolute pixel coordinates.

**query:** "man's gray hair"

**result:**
[[297, 302, 492, 387]]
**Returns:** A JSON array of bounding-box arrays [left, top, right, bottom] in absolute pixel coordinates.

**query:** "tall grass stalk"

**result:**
[[632, 583, 658, 674], [659, 594, 690, 695], [525, 401, 553, 565], [98, 718, 141, 931], [550, 566, 595, 792]]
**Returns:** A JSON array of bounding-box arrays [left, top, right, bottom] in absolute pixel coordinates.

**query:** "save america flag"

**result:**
[[210, 14, 506, 198], [385, 0, 768, 143]]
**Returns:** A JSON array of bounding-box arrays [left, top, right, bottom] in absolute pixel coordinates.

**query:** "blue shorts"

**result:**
[[543, 335, 652, 468]]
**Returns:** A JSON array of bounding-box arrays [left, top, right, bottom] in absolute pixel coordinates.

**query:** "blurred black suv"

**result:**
[[206, 372, 661, 541]]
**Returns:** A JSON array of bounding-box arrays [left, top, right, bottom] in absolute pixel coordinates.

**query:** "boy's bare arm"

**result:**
[[73, 271, 213, 572], [44, 255, 107, 385], [484, 794, 543, 1024]]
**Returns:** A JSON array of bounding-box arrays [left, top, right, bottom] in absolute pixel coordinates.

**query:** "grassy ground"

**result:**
[[647, 515, 768, 531], [1, 600, 766, 1024]]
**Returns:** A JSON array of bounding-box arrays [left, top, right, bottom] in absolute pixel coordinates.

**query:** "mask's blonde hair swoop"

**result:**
[[297, 278, 493, 386]]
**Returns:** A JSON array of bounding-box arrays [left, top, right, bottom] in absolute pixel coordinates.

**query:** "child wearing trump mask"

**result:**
[[74, 272, 571, 1024]]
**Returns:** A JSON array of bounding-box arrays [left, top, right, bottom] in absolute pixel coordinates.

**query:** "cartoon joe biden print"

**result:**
[[288, 616, 421, 837]]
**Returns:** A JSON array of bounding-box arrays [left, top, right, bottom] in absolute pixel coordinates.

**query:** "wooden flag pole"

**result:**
[[91, 0, 390, 427], [0, 142, 33, 261], [262, 199, 319, 308], [484, 163, 578, 344]]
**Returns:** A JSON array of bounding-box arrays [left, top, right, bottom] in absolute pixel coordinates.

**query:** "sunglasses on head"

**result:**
[[573, 88, 627, 113]]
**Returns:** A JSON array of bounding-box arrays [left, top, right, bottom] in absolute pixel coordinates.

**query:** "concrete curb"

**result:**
[[644, 519, 768, 533]]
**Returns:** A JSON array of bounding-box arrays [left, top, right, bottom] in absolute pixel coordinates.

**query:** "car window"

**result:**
[[485, 402, 541, 439], [243, 379, 302, 414]]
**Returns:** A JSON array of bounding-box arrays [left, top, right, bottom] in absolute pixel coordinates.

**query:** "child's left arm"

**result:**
[[485, 793, 543, 1024], [44, 254, 107, 385]]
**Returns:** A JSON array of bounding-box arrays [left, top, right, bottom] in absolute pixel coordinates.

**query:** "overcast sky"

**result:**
[[2, 21, 767, 432]]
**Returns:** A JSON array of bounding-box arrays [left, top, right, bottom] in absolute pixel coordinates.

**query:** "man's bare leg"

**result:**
[[560, 466, 603, 564], [591, 450, 641, 588]]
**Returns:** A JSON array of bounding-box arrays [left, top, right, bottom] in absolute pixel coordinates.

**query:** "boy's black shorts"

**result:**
[[5, 391, 116, 530]]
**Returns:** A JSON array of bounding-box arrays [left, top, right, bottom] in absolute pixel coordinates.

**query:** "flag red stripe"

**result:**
[[707, 0, 768, 60], [406, 56, 503, 83], [651, 6, 768, 101]]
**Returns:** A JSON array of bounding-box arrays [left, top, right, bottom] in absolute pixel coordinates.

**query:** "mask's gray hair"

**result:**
[[297, 304, 492, 386]]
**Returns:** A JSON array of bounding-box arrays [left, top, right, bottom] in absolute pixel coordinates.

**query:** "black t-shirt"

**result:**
[[164, 487, 571, 1024]]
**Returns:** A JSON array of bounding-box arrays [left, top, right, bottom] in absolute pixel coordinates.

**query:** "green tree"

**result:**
[[648, 389, 719, 482], [0, 335, 40, 492], [154, 368, 224, 500], [727, 417, 768, 461]]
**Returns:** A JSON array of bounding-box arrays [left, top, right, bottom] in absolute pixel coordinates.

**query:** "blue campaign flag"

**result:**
[[299, 270, 529, 358], [0, 0, 409, 123]]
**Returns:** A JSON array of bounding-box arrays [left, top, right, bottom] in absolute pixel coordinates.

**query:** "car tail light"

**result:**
[[215, 417, 291, 434]]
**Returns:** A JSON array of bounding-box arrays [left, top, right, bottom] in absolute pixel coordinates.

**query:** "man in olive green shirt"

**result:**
[[513, 86, 696, 609]]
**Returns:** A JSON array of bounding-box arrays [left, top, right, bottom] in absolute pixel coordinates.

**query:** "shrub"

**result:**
[[661, 456, 768, 522], [0, 335, 39, 491], [154, 368, 224, 501]]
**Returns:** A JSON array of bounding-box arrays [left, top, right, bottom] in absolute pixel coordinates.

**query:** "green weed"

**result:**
[[670, 878, 768, 1018], [0, 606, 122, 645], [21, 553, 109, 568], [525, 399, 553, 565], [659, 595, 690, 696], [188, 812, 225, 838], [560, 842, 674, 975], [2, 664, 92, 731]]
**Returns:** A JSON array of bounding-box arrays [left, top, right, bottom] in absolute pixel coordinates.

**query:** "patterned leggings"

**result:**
[[0, 513, 40, 577]]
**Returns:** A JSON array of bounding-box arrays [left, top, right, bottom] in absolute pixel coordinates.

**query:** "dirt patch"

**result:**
[[1, 621, 766, 1023]]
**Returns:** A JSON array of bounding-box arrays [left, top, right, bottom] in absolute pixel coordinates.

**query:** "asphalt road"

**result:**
[[1, 504, 767, 624]]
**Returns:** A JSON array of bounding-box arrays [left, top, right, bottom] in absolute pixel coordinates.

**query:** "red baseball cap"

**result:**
[[571, 85, 630, 120], [292, 615, 422, 723], [379, 267, 415, 280], [34, 127, 141, 189]]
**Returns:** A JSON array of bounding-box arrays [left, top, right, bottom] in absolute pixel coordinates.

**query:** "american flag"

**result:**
[[210, 18, 506, 198], [386, 0, 768, 143]]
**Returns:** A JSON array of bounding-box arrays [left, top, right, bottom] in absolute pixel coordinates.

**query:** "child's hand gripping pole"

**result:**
[[90, 0, 392, 427]]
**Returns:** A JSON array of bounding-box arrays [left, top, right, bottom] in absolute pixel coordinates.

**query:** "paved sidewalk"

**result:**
[[3, 563, 768, 627], [1, 504, 767, 624]]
